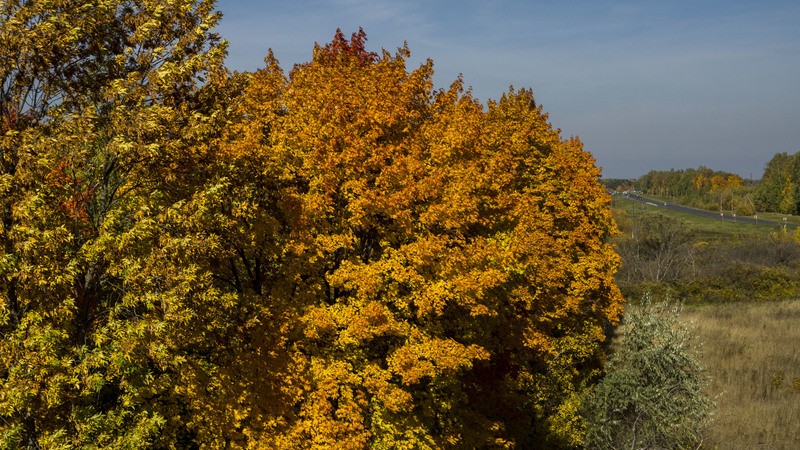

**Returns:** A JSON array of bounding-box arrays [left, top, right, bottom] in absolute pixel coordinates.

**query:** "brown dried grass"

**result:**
[[682, 300, 800, 449]]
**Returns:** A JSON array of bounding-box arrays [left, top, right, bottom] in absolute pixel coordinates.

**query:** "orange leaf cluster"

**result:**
[[207, 30, 624, 447]]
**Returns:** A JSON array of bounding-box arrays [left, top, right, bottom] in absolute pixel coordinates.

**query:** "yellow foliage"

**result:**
[[0, 19, 622, 447]]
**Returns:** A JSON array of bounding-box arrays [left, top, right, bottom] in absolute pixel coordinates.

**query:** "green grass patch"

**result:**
[[612, 195, 784, 241], [637, 194, 800, 227]]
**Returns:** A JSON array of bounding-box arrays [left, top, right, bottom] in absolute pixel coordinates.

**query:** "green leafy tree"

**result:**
[[583, 297, 712, 450], [753, 151, 800, 214]]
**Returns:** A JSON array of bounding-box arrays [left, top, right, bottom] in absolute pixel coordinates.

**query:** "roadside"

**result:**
[[615, 192, 794, 228]]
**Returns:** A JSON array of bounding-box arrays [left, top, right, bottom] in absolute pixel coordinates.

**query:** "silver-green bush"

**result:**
[[584, 297, 713, 449]]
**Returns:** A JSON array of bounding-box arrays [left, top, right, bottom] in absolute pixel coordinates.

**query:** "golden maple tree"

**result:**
[[206, 29, 624, 448]]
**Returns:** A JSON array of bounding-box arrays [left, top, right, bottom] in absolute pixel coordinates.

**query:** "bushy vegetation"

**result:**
[[584, 297, 712, 449], [614, 206, 800, 303]]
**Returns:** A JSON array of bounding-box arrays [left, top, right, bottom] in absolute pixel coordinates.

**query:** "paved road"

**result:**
[[618, 193, 791, 228]]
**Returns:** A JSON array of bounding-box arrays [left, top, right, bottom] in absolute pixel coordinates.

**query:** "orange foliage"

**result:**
[[210, 30, 623, 448], [45, 157, 93, 223]]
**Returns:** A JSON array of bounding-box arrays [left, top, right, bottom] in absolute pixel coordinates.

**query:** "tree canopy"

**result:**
[[1, 0, 227, 446], [753, 151, 800, 215], [1, 9, 623, 448]]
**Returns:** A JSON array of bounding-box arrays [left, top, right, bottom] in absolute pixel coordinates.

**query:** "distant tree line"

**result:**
[[605, 151, 800, 216], [632, 167, 751, 214], [599, 178, 634, 192]]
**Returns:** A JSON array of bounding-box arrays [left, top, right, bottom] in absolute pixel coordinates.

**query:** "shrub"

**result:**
[[583, 296, 713, 449]]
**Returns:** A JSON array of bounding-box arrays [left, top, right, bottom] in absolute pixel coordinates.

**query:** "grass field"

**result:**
[[681, 300, 800, 449], [611, 195, 789, 240]]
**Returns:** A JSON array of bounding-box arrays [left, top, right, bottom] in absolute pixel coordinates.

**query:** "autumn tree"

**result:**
[[0, 0, 227, 446], [202, 29, 624, 448], [2, 14, 623, 447]]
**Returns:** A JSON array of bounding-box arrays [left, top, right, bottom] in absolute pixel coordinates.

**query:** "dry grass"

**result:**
[[681, 300, 800, 449]]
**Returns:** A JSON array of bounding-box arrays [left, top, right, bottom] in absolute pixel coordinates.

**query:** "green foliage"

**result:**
[[0, 0, 226, 446], [753, 151, 800, 214], [634, 167, 751, 214], [583, 296, 712, 449]]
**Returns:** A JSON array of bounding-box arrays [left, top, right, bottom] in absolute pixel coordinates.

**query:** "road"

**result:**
[[617, 193, 790, 228]]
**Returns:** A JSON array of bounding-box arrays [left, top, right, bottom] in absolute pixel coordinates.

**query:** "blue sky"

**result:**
[[215, 0, 800, 179]]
